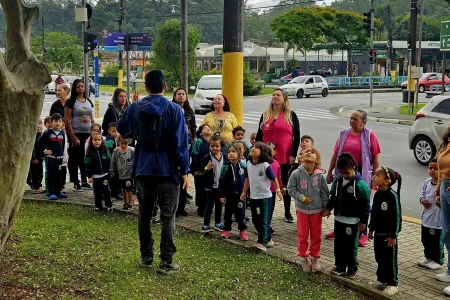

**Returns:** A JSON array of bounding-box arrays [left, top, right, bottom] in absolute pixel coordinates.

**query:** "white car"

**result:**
[[280, 75, 329, 98], [44, 75, 58, 94], [191, 75, 222, 114]]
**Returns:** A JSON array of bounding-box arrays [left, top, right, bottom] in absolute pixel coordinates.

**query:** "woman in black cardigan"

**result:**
[[172, 87, 196, 139], [102, 88, 129, 136]]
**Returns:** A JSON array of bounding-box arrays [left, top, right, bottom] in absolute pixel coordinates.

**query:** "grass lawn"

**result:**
[[0, 202, 363, 300], [399, 103, 426, 115], [261, 87, 275, 95]]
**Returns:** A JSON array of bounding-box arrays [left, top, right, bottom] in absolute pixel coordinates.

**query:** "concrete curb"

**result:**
[[21, 195, 408, 299], [329, 89, 402, 94], [336, 106, 415, 126]]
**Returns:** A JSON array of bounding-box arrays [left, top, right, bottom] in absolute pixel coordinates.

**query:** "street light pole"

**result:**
[[181, 0, 188, 91]]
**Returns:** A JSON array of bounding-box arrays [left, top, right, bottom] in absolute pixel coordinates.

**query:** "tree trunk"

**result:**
[[347, 49, 353, 77], [0, 0, 51, 252]]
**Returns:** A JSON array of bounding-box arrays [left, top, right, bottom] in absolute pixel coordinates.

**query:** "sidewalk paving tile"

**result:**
[[21, 182, 450, 299]]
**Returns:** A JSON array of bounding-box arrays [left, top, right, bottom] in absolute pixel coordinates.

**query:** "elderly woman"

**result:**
[[64, 79, 95, 191], [102, 88, 129, 136], [256, 88, 300, 223], [50, 83, 70, 116], [326, 109, 381, 246], [202, 94, 238, 146]]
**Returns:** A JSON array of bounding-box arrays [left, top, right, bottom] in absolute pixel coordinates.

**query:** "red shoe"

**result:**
[[358, 233, 368, 247], [134, 196, 139, 206], [239, 231, 248, 241], [221, 231, 230, 239], [325, 231, 335, 239]]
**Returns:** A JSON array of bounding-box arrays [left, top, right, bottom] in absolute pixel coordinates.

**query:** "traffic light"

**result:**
[[84, 33, 97, 52], [369, 49, 377, 64], [86, 3, 92, 29], [363, 12, 371, 31]]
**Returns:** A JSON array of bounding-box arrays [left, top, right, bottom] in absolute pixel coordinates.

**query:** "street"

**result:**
[[42, 91, 429, 219]]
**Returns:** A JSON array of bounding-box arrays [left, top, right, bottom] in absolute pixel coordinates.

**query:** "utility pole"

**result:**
[[223, 0, 244, 124], [415, 0, 424, 106], [369, 0, 374, 107], [81, 0, 89, 99], [388, 5, 395, 79], [41, 15, 46, 65], [407, 0, 418, 112], [118, 0, 124, 88], [181, 0, 188, 92]]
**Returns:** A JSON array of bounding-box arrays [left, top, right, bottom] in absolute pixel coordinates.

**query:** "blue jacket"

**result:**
[[84, 149, 111, 178], [191, 136, 210, 174], [219, 160, 247, 198], [117, 95, 190, 182], [36, 129, 65, 159]]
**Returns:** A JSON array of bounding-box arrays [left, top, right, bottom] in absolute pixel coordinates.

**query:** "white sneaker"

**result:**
[[417, 257, 432, 267], [311, 257, 321, 272], [426, 261, 444, 270], [372, 281, 386, 289], [436, 272, 450, 282], [300, 257, 311, 272], [254, 243, 267, 252], [383, 286, 398, 296], [267, 239, 275, 248], [444, 285, 450, 296]]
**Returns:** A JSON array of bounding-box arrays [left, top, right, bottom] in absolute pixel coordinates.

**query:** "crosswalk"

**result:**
[[195, 108, 341, 126]]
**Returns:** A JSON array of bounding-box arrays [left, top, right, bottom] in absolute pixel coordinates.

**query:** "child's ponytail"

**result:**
[[382, 166, 402, 200], [394, 171, 402, 200]]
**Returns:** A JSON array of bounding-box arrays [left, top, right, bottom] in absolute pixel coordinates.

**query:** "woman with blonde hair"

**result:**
[[256, 88, 300, 223]]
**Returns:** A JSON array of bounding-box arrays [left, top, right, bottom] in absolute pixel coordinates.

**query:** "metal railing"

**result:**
[[324, 76, 407, 87]]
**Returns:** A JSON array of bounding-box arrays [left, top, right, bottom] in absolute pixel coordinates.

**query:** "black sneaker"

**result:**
[[73, 183, 83, 192], [157, 261, 180, 274], [270, 227, 276, 235], [346, 268, 358, 279], [127, 204, 133, 210], [176, 210, 188, 217], [330, 266, 347, 276], [81, 182, 92, 189], [141, 256, 153, 267], [93, 206, 102, 211], [214, 223, 224, 232], [152, 216, 161, 224], [122, 205, 128, 211], [284, 214, 294, 223], [106, 207, 113, 212], [186, 193, 193, 200], [116, 194, 123, 200]]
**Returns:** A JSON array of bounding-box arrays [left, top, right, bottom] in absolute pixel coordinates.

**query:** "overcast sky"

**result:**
[[246, 0, 335, 7]]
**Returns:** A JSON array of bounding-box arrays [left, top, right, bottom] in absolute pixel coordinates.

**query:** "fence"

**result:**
[[324, 76, 407, 87]]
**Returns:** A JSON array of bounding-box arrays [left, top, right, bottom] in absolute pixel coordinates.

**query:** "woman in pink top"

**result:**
[[256, 89, 300, 223], [326, 109, 381, 246]]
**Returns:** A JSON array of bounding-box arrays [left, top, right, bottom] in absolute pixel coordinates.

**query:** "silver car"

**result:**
[[408, 95, 450, 165]]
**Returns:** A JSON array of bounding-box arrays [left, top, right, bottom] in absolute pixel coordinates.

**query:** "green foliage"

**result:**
[[152, 19, 202, 88], [30, 32, 83, 73], [393, 15, 440, 41], [243, 63, 263, 96], [286, 58, 299, 72], [103, 64, 120, 77]]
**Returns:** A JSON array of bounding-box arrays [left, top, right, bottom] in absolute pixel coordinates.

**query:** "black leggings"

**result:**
[[280, 164, 292, 217], [68, 132, 90, 185]]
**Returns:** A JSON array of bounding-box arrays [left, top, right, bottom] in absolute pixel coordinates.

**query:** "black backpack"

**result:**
[[137, 109, 168, 152]]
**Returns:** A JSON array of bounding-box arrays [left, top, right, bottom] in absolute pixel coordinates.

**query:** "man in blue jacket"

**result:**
[[117, 70, 190, 274]]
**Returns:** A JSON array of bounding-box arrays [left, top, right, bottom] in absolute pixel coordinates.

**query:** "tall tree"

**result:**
[[0, 0, 51, 251], [30, 32, 83, 73]]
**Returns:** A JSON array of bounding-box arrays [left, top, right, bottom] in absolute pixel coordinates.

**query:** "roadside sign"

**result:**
[[410, 66, 423, 79], [128, 33, 152, 51], [440, 21, 450, 51], [102, 32, 152, 52]]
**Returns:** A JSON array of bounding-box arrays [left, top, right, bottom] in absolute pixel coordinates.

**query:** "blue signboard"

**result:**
[[103, 32, 126, 51], [128, 32, 152, 51]]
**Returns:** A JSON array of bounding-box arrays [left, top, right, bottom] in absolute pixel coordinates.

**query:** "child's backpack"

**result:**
[[137, 109, 168, 152]]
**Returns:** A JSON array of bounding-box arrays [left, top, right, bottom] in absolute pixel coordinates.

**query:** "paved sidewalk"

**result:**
[[23, 183, 450, 300], [334, 104, 417, 126]]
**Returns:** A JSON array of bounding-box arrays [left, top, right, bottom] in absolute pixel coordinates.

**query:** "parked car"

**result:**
[[279, 75, 329, 98], [191, 75, 222, 114], [44, 75, 58, 94], [279, 72, 305, 85], [401, 73, 450, 93], [408, 95, 450, 165]]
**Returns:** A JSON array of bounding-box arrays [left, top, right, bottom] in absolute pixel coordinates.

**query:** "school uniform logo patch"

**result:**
[[381, 202, 388, 211], [259, 171, 264, 176], [346, 186, 354, 194], [237, 202, 243, 208], [345, 227, 352, 235], [430, 228, 436, 236], [239, 168, 244, 175], [102, 154, 107, 159], [58, 165, 62, 170], [256, 207, 261, 214], [103, 180, 108, 186], [126, 181, 131, 187]]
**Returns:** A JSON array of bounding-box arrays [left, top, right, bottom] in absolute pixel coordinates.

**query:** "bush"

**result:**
[[243, 63, 263, 96], [103, 64, 120, 77], [287, 58, 299, 72]]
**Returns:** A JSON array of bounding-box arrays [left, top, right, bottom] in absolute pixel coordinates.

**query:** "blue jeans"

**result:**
[[440, 178, 450, 273]]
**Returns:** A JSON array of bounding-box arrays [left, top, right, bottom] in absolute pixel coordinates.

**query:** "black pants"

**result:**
[[224, 194, 247, 232], [29, 159, 43, 190], [177, 183, 187, 213], [421, 225, 445, 265], [68, 132, 90, 185], [194, 175, 206, 215], [374, 235, 398, 286], [268, 192, 276, 226], [110, 172, 121, 197], [60, 166, 67, 189], [280, 164, 292, 217], [136, 176, 179, 262], [334, 220, 359, 271], [204, 188, 222, 226], [93, 175, 112, 209], [45, 158, 63, 196]]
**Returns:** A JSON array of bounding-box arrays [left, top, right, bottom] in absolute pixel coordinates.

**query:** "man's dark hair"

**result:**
[[301, 135, 314, 144], [51, 113, 63, 121], [145, 70, 165, 93]]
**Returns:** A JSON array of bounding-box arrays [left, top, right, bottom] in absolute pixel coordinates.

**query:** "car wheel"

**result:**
[[305, 95, 311, 98], [322, 88, 329, 97], [296, 89, 304, 98], [446, 86, 450, 92], [413, 136, 436, 166], [419, 85, 425, 93]]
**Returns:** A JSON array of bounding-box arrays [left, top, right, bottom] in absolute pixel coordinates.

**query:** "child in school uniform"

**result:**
[[369, 166, 403, 296], [29, 119, 45, 194]]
